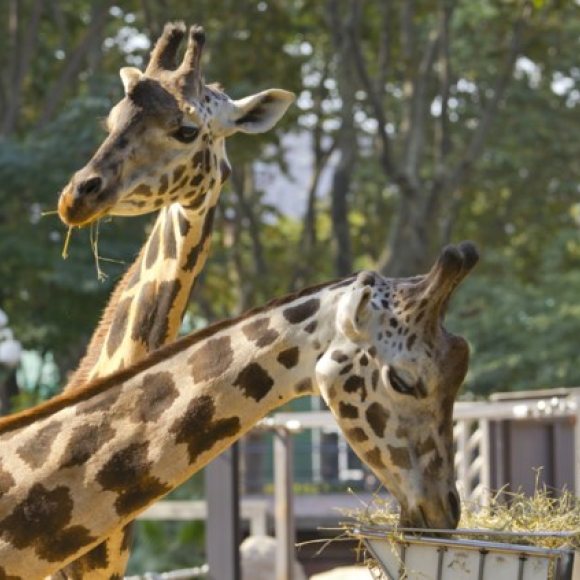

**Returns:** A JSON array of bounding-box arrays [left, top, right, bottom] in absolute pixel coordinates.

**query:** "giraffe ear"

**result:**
[[120, 67, 143, 94], [229, 89, 295, 134], [337, 285, 372, 341]]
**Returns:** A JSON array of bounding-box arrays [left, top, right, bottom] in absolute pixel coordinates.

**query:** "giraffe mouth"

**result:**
[[57, 184, 116, 226]]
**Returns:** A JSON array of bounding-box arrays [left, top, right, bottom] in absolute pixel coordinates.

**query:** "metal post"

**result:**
[[275, 427, 295, 580], [574, 394, 580, 497], [479, 419, 491, 505], [455, 419, 469, 498], [205, 443, 240, 580]]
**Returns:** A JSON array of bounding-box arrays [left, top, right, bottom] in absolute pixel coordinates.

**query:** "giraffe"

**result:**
[[0, 242, 478, 579], [53, 22, 294, 579], [59, 21, 295, 388]]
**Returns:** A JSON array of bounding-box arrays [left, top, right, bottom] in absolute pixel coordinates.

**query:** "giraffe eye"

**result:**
[[388, 367, 416, 396], [171, 125, 199, 143]]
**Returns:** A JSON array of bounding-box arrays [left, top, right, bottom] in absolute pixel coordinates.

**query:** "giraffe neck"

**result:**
[[0, 281, 344, 578], [68, 189, 220, 389]]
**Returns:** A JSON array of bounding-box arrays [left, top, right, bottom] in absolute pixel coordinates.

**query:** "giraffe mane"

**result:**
[[65, 253, 143, 391], [0, 276, 350, 435]]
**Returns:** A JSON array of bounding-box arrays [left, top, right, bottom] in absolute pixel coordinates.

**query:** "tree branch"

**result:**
[[376, 1, 393, 99], [349, 0, 416, 196], [443, 2, 531, 195], [403, 30, 439, 184], [36, 1, 113, 128], [434, 0, 454, 174], [1, 0, 45, 135], [231, 164, 268, 279]]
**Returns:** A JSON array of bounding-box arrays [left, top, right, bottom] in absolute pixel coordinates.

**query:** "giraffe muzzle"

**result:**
[[58, 172, 115, 226], [401, 488, 461, 530]]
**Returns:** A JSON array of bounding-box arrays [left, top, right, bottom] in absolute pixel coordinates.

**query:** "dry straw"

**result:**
[[344, 484, 579, 549]]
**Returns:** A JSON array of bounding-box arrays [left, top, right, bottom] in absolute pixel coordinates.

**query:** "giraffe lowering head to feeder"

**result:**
[[52, 22, 294, 579], [0, 242, 478, 579]]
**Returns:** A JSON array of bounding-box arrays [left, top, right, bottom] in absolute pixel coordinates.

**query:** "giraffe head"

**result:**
[[317, 242, 478, 529], [58, 22, 294, 226]]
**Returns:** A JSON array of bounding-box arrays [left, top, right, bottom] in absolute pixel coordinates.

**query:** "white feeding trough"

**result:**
[[354, 525, 579, 580]]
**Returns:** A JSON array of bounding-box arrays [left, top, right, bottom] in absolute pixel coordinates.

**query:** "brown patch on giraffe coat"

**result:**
[[371, 369, 379, 390], [60, 422, 116, 469], [186, 191, 205, 211], [204, 148, 211, 173], [190, 173, 204, 187], [233, 363, 274, 402], [60, 540, 109, 576], [172, 164, 186, 184], [331, 350, 348, 363], [220, 159, 231, 183], [163, 217, 177, 259], [343, 375, 367, 402], [365, 402, 390, 438], [16, 421, 62, 469], [365, 447, 386, 469], [338, 401, 359, 419], [294, 378, 312, 394], [388, 445, 412, 469], [424, 453, 444, 477], [192, 150, 204, 167], [125, 254, 143, 291], [241, 318, 279, 348], [0, 566, 19, 579], [339, 363, 353, 375], [0, 462, 15, 497], [0, 483, 97, 562], [282, 298, 320, 324], [130, 371, 178, 423], [75, 388, 116, 416], [170, 394, 241, 464], [396, 425, 409, 439], [131, 279, 182, 350], [189, 335, 233, 384], [106, 297, 132, 358], [347, 427, 368, 443], [158, 174, 169, 195], [304, 320, 317, 334], [184, 206, 216, 271], [277, 347, 299, 369], [417, 436, 437, 456], [177, 211, 190, 236], [96, 441, 171, 517], [121, 523, 134, 551], [145, 223, 161, 269], [132, 184, 152, 197]]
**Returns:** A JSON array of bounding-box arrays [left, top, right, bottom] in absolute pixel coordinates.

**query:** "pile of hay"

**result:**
[[343, 486, 580, 550]]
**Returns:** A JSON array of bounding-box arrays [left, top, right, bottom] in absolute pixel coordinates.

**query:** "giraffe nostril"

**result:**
[[448, 490, 461, 525], [76, 176, 102, 197]]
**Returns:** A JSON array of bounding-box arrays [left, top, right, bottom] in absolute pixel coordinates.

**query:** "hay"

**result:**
[[343, 484, 580, 550]]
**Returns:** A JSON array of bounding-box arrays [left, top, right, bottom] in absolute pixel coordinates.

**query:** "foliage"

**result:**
[[0, 0, 578, 571]]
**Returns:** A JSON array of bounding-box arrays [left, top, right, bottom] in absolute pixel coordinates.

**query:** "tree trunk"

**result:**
[[36, 1, 112, 127], [1, 0, 45, 135], [326, 0, 358, 277]]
